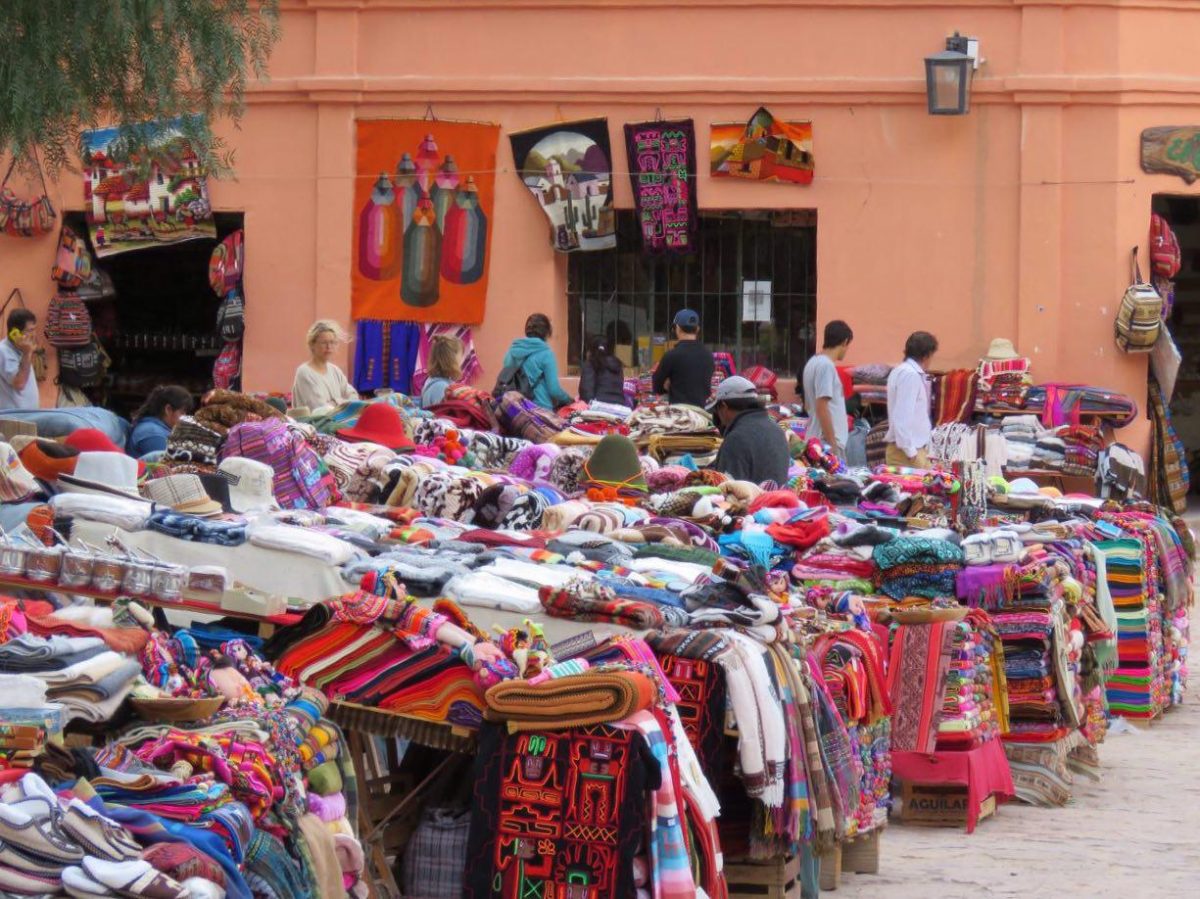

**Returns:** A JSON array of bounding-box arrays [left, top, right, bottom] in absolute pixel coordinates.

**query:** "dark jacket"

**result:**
[[579, 355, 628, 405], [713, 407, 790, 485], [652, 340, 714, 408]]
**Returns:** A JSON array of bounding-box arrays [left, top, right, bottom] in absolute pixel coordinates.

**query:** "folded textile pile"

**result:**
[[483, 670, 655, 732], [148, 509, 248, 546], [1032, 435, 1066, 469], [1056, 425, 1104, 477], [627, 404, 714, 442], [0, 634, 140, 725], [935, 614, 1004, 750], [1024, 384, 1138, 428], [1098, 538, 1162, 718], [998, 414, 1041, 469], [976, 356, 1032, 411], [873, 537, 964, 599], [539, 581, 687, 630], [646, 432, 723, 466]]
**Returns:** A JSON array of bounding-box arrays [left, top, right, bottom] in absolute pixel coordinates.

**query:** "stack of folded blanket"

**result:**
[[872, 537, 964, 599], [936, 618, 995, 750]]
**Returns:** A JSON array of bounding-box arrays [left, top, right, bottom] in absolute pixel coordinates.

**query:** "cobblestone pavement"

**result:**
[[837, 699, 1200, 898]]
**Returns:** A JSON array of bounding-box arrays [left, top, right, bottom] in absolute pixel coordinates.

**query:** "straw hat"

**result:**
[[143, 473, 224, 517], [983, 338, 1020, 361]]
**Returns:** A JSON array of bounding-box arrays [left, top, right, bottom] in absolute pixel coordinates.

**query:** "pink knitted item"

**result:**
[[508, 443, 561, 482], [647, 466, 689, 494]]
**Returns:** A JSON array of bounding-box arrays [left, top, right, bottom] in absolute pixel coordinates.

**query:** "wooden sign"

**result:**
[[1141, 126, 1200, 184]]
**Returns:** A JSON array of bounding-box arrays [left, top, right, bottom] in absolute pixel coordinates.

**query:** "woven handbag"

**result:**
[[43, 289, 93, 347], [0, 152, 56, 238], [1115, 247, 1162, 353], [50, 225, 93, 289]]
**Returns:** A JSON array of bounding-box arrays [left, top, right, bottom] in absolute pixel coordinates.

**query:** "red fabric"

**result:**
[[892, 740, 1014, 833], [747, 490, 800, 514], [835, 365, 854, 399], [765, 513, 831, 550]]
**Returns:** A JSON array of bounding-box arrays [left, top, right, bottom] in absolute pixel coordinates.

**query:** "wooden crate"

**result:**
[[840, 829, 880, 875], [897, 782, 996, 829], [726, 854, 803, 899], [818, 845, 841, 891]]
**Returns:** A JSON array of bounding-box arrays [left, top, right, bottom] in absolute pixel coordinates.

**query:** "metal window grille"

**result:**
[[567, 209, 817, 376]]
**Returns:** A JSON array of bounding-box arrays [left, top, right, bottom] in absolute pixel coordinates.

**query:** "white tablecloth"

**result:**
[[71, 521, 348, 605]]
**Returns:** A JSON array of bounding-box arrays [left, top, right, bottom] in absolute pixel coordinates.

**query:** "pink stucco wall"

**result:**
[[4, 0, 1199, 451]]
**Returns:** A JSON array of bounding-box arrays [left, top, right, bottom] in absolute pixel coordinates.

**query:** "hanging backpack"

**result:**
[[1097, 443, 1146, 501], [219, 417, 337, 511], [1150, 213, 1181, 279], [492, 361, 533, 400], [209, 230, 245, 296], [50, 226, 93, 289], [1114, 247, 1162, 354], [216, 290, 245, 343], [43, 289, 93, 347], [213, 342, 242, 390], [56, 337, 108, 389]]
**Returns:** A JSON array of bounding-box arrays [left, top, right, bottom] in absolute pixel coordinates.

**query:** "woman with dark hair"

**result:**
[[579, 335, 627, 406], [127, 385, 194, 457], [499, 313, 572, 410]]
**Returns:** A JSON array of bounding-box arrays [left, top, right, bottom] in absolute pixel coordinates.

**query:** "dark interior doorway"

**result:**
[[1150, 195, 1199, 494], [65, 211, 242, 418]]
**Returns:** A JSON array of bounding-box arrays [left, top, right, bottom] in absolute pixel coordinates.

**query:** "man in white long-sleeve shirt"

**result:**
[[885, 331, 938, 469]]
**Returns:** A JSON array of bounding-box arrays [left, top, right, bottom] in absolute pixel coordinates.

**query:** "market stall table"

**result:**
[[71, 520, 348, 605]]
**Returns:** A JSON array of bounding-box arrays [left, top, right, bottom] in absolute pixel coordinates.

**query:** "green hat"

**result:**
[[582, 434, 647, 495]]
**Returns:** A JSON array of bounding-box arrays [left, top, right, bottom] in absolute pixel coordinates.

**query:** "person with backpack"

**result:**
[[292, 320, 360, 413], [127, 385, 194, 457], [0, 308, 41, 410], [579, 335, 628, 406], [497, 313, 572, 411], [652, 309, 714, 408]]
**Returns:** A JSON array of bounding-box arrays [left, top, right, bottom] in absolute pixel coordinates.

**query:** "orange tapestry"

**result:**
[[710, 107, 814, 185], [352, 119, 499, 323]]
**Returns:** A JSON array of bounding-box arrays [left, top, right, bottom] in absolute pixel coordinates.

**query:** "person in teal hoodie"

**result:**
[[501, 313, 573, 410]]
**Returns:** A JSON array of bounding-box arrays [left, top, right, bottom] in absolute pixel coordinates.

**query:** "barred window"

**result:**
[[566, 209, 817, 376]]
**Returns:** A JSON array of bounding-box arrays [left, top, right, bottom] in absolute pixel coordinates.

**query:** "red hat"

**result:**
[[336, 403, 413, 451], [65, 428, 145, 477]]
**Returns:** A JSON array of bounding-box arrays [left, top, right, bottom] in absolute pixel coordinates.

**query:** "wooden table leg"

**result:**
[[347, 727, 402, 899]]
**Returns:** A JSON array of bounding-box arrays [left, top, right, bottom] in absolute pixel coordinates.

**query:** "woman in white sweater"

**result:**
[[291, 320, 360, 413]]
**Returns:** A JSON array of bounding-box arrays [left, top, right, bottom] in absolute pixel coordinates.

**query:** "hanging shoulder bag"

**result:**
[[0, 152, 57, 238], [0, 288, 47, 382], [1114, 246, 1163, 353]]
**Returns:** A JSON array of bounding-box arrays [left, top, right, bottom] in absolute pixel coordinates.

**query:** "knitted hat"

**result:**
[[581, 434, 647, 495], [166, 416, 225, 467]]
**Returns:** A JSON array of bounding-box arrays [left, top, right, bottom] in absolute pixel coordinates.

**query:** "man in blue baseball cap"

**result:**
[[651, 308, 714, 408]]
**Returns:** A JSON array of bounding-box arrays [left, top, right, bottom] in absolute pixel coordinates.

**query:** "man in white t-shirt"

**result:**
[[801, 319, 853, 459], [0, 309, 40, 410]]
